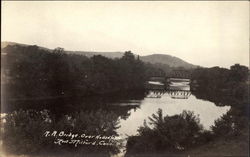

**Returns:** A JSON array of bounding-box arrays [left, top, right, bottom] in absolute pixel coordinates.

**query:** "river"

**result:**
[[0, 79, 231, 157]]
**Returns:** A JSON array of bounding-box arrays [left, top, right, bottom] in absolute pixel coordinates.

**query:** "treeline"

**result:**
[[2, 45, 164, 99], [191, 64, 249, 99]]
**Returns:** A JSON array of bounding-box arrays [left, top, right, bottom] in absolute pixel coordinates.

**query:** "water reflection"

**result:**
[[117, 94, 230, 137], [146, 90, 191, 99], [118, 81, 230, 137]]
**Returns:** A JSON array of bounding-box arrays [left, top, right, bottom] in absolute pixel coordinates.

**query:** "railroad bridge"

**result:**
[[148, 70, 191, 83], [146, 69, 192, 99], [166, 69, 191, 79]]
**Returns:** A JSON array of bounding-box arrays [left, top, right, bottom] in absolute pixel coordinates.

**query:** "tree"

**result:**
[[53, 47, 64, 53], [122, 51, 135, 61], [126, 109, 203, 154], [229, 64, 249, 82]]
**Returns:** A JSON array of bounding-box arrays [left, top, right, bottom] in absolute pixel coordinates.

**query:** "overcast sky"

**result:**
[[2, 1, 249, 68]]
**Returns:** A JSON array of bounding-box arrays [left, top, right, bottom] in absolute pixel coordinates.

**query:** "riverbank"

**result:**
[[124, 128, 249, 157], [183, 128, 249, 157], [1, 131, 249, 157]]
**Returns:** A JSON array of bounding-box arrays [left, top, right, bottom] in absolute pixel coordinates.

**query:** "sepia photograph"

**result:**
[[1, 1, 249, 157]]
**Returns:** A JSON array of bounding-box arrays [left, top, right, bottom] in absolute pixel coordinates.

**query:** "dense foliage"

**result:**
[[1, 109, 121, 156], [191, 64, 249, 98], [2, 45, 163, 100]]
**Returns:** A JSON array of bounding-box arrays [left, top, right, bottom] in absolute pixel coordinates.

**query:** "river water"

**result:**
[[117, 94, 230, 136], [117, 81, 230, 136]]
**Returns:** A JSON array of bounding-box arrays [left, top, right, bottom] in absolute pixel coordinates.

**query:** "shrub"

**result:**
[[2, 110, 52, 154], [211, 109, 248, 137], [2, 109, 121, 156], [126, 109, 203, 154]]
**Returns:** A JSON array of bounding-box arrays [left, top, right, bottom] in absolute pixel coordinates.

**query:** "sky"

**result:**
[[2, 1, 249, 68]]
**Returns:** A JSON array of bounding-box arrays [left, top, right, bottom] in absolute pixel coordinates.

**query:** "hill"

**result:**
[[140, 54, 196, 69], [1, 41, 51, 51], [1, 41, 197, 69], [1, 41, 28, 48]]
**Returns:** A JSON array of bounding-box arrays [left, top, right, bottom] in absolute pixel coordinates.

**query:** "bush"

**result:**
[[2, 109, 121, 156], [211, 109, 248, 137], [2, 110, 52, 154], [126, 109, 203, 154]]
